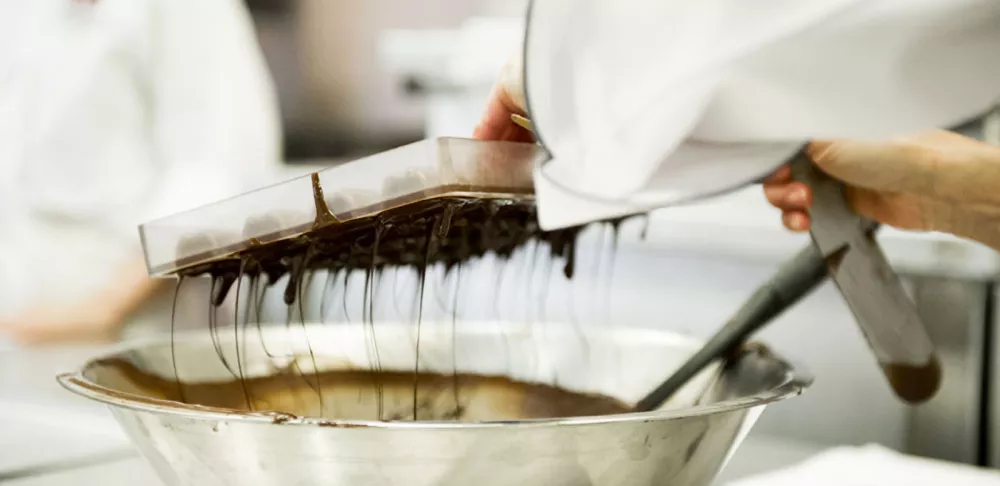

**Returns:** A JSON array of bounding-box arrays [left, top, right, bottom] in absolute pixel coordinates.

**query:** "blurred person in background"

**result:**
[[0, 0, 282, 345]]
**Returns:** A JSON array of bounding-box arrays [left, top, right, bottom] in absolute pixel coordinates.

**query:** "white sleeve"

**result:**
[[527, 0, 1000, 230]]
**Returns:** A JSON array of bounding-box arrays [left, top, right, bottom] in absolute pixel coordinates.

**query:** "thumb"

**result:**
[[806, 132, 1000, 204], [498, 50, 527, 114], [472, 52, 532, 142]]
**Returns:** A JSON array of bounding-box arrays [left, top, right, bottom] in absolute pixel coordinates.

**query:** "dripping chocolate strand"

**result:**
[[493, 253, 516, 375], [255, 274, 279, 359], [239, 272, 260, 388], [363, 224, 385, 420], [341, 267, 352, 324], [212, 273, 238, 306], [283, 256, 301, 306], [590, 225, 608, 317], [563, 232, 577, 279], [537, 246, 554, 323], [279, 254, 322, 411], [413, 215, 439, 421], [564, 251, 588, 385], [450, 264, 463, 416], [360, 243, 375, 404], [208, 276, 223, 365], [525, 241, 543, 381], [605, 221, 622, 329], [491, 253, 507, 324], [296, 245, 324, 415], [319, 269, 337, 324], [233, 258, 252, 410], [208, 275, 240, 379], [433, 250, 458, 315], [170, 276, 187, 403], [390, 266, 409, 321], [525, 240, 540, 326], [283, 299, 313, 419]]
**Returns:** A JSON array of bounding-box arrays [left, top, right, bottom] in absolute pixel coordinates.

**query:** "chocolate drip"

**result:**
[[310, 173, 338, 227]]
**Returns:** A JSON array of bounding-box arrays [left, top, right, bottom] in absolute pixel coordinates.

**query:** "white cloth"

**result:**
[[726, 444, 1000, 486], [0, 0, 281, 318], [525, 0, 1000, 230]]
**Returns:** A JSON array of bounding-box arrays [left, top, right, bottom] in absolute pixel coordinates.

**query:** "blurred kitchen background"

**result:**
[[246, 0, 527, 161], [2, 1, 998, 484]]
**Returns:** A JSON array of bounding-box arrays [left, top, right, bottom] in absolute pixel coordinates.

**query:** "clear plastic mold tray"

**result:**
[[139, 138, 546, 277]]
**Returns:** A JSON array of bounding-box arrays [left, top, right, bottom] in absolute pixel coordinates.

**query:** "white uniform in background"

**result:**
[[0, 0, 282, 335]]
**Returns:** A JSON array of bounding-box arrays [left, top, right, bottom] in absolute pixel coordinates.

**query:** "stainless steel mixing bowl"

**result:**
[[58, 323, 809, 486]]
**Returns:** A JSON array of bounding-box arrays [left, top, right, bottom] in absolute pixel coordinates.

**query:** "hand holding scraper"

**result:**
[[635, 150, 941, 411], [503, 112, 943, 409]]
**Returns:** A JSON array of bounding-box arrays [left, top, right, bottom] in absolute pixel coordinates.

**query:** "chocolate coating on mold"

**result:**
[[179, 196, 618, 305], [311, 173, 339, 227]]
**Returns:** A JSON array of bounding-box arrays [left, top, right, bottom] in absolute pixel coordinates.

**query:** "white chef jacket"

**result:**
[[0, 0, 282, 321], [526, 0, 1000, 230]]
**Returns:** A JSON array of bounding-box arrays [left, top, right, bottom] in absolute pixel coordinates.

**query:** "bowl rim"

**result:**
[[57, 324, 812, 430]]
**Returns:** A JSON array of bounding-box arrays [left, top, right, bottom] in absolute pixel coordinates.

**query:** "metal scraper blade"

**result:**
[[791, 152, 941, 404]]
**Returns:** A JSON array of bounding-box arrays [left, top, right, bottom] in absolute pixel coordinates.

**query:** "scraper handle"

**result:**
[[633, 243, 828, 412]]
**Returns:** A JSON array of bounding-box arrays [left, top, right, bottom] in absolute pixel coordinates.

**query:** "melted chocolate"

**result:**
[[310, 172, 339, 227], [171, 172, 642, 306], [91, 358, 630, 422], [185, 196, 612, 305], [881, 356, 942, 405]]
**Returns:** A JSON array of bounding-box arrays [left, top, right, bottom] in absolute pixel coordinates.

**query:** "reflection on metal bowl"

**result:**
[[58, 324, 809, 486]]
